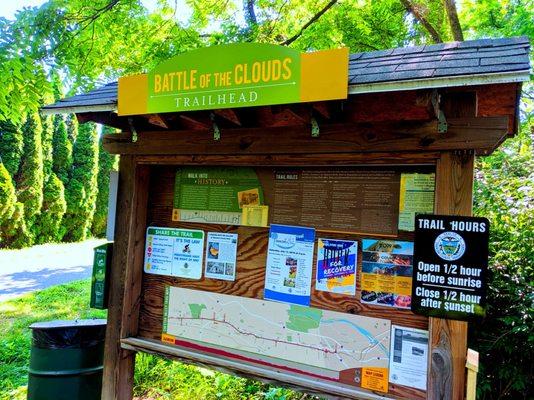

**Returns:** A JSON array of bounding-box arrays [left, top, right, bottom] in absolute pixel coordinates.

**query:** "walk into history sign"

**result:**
[[411, 214, 489, 320]]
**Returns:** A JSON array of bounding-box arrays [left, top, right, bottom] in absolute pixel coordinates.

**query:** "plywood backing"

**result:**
[[137, 165, 433, 400]]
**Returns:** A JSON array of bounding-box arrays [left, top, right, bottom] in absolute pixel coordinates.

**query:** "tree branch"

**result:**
[[243, 0, 258, 41], [443, 0, 464, 41], [281, 0, 338, 46], [243, 0, 257, 27], [399, 0, 443, 43]]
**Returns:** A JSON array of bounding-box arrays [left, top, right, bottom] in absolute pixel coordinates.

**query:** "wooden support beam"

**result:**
[[77, 112, 130, 131], [214, 109, 241, 126], [102, 156, 150, 400], [179, 113, 211, 130], [102, 132, 132, 144], [121, 337, 398, 400], [271, 106, 309, 127], [312, 102, 331, 119], [144, 114, 169, 129], [102, 117, 508, 156], [346, 90, 435, 123], [256, 105, 310, 127], [428, 151, 474, 400], [135, 152, 440, 166]]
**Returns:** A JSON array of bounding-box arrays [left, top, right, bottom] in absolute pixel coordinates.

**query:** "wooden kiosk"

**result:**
[[43, 37, 530, 400]]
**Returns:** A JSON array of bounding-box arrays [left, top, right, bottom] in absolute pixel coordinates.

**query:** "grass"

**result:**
[[0, 279, 308, 400]]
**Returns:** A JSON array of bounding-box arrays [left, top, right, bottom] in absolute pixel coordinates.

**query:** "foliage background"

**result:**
[[0, 0, 532, 399]]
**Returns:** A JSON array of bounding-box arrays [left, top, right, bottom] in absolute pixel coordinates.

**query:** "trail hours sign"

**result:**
[[411, 214, 489, 320]]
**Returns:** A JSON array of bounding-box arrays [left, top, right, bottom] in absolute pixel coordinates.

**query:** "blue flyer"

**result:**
[[316, 238, 358, 295], [264, 224, 315, 306]]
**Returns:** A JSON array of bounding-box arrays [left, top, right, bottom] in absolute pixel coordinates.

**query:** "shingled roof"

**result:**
[[42, 36, 530, 114], [348, 36, 530, 93]]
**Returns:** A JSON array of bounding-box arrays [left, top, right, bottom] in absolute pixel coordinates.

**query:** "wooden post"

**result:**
[[102, 156, 150, 400], [428, 151, 474, 400], [465, 349, 479, 400]]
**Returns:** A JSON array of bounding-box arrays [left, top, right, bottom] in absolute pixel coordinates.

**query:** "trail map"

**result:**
[[162, 287, 390, 386]]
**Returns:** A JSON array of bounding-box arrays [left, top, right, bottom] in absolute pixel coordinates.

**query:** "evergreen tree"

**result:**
[[66, 113, 78, 143], [1, 202, 32, 248], [92, 126, 119, 237], [0, 162, 16, 226], [62, 122, 99, 242], [52, 114, 72, 183], [16, 111, 44, 241], [35, 173, 67, 243], [34, 91, 67, 244], [0, 120, 23, 177], [0, 162, 30, 248], [40, 93, 55, 179]]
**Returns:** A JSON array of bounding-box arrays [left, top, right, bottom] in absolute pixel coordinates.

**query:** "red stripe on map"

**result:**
[[171, 338, 340, 383]]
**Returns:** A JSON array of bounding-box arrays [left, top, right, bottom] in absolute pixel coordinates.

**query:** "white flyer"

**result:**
[[144, 226, 204, 279], [264, 224, 315, 306], [204, 232, 238, 281], [389, 325, 429, 390]]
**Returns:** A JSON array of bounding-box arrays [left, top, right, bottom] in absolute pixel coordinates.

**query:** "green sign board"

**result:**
[[147, 43, 300, 113], [172, 167, 264, 225], [118, 43, 349, 115]]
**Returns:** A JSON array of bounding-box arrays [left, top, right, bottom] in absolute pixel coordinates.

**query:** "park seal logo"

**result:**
[[434, 231, 466, 261]]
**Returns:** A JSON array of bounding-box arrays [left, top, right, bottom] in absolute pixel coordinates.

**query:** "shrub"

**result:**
[[470, 122, 534, 400]]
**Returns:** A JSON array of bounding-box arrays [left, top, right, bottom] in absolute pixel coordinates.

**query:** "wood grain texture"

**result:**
[[136, 152, 440, 166], [102, 117, 508, 156], [427, 152, 474, 400], [345, 90, 433, 123], [475, 83, 519, 136], [122, 337, 415, 400], [102, 155, 134, 400], [137, 165, 429, 400], [102, 157, 150, 400]]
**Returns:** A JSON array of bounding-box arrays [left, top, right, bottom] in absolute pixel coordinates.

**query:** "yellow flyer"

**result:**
[[361, 367, 389, 393], [398, 173, 435, 231], [241, 205, 269, 227], [361, 239, 413, 309]]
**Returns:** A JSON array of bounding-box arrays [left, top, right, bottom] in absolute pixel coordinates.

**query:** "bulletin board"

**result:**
[[137, 165, 435, 400]]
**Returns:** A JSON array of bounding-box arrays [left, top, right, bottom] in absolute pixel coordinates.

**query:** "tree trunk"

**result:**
[[443, 0, 464, 41], [399, 0, 443, 43]]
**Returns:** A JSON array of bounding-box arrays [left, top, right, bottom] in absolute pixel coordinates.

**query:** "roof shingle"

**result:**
[[42, 36, 530, 114]]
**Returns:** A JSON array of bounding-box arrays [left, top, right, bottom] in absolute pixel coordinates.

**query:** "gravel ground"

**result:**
[[0, 238, 107, 302]]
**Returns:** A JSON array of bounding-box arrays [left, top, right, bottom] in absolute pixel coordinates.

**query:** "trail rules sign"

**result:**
[[411, 214, 489, 320]]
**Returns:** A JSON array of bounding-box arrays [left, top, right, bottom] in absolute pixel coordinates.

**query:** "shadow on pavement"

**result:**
[[0, 265, 92, 302]]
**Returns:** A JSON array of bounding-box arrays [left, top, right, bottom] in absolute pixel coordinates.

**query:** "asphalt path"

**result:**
[[0, 238, 106, 302]]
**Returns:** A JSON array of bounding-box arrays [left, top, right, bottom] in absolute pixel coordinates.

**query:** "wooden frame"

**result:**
[[100, 149, 471, 400], [96, 83, 517, 400]]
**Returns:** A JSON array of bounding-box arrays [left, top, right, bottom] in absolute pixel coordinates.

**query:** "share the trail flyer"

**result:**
[[315, 239, 357, 295]]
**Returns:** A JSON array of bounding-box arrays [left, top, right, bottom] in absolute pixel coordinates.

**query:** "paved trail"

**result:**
[[0, 239, 106, 302]]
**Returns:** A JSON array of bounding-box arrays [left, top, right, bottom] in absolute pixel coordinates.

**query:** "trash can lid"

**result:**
[[30, 319, 107, 330]]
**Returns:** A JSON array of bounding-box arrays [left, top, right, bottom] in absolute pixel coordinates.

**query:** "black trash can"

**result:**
[[27, 319, 107, 400]]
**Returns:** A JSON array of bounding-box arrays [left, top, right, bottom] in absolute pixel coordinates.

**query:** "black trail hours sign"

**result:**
[[411, 214, 489, 320]]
